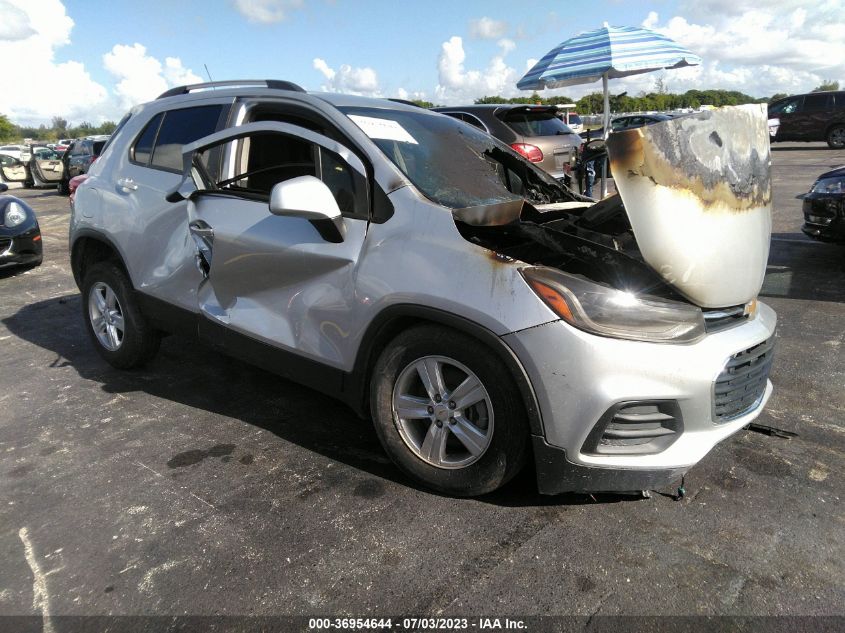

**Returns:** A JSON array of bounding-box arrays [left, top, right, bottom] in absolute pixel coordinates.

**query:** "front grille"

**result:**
[[703, 305, 748, 333], [713, 336, 775, 423], [582, 401, 683, 456]]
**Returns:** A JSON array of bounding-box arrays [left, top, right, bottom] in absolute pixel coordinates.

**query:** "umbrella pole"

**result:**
[[600, 72, 609, 198]]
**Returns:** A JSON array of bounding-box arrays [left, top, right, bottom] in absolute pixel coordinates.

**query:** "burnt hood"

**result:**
[[607, 105, 772, 308]]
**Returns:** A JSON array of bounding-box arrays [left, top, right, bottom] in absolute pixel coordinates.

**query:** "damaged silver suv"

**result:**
[[70, 80, 776, 496]]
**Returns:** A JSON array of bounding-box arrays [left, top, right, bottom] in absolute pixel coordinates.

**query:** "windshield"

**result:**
[[339, 106, 568, 211]]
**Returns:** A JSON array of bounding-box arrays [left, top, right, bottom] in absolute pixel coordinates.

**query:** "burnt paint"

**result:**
[[607, 106, 772, 212]]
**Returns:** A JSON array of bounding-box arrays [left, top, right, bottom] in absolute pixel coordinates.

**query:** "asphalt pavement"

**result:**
[[0, 143, 843, 625]]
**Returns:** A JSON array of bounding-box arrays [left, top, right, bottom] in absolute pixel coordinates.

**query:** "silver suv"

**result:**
[[70, 81, 777, 496]]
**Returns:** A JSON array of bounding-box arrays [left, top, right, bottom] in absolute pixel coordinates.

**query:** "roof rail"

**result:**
[[387, 98, 426, 108], [157, 79, 306, 100]]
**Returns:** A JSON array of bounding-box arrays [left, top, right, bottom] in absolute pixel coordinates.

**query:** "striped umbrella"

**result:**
[[518, 24, 701, 138]]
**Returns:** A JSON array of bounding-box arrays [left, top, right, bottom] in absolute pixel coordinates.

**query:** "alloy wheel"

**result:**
[[88, 281, 125, 351], [391, 355, 494, 469]]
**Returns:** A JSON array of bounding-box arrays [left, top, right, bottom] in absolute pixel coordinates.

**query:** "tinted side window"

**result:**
[[770, 97, 801, 115], [803, 93, 831, 112], [132, 113, 163, 164], [151, 105, 224, 172]]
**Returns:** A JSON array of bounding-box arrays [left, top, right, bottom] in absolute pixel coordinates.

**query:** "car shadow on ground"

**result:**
[[762, 236, 845, 302], [3, 294, 637, 508], [0, 264, 39, 281]]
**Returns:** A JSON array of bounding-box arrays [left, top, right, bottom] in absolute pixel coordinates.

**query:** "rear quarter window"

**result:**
[[151, 105, 225, 172], [128, 104, 228, 172]]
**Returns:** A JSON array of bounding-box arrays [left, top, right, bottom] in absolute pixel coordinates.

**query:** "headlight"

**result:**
[[521, 266, 705, 344], [811, 176, 845, 194], [4, 202, 27, 228]]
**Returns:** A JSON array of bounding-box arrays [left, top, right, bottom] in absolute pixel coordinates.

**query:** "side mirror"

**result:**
[[269, 176, 346, 243], [0, 183, 7, 193]]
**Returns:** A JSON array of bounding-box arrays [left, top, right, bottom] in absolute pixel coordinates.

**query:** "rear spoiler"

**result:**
[[495, 105, 558, 119]]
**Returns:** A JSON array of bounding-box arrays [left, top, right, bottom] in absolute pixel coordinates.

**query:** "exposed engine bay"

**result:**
[[454, 104, 772, 310]]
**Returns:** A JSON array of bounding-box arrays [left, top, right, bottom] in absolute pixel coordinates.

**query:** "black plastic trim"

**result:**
[[532, 436, 687, 495], [69, 229, 132, 290], [198, 318, 346, 399], [581, 400, 683, 456]]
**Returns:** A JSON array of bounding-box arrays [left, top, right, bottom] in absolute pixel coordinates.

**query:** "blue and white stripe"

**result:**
[[518, 25, 701, 90]]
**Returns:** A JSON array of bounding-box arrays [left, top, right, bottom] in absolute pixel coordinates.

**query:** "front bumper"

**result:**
[[503, 301, 777, 493], [802, 196, 845, 243], [0, 227, 43, 268]]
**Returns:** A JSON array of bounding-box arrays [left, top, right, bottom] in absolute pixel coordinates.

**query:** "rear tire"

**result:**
[[370, 325, 528, 496], [81, 261, 160, 368], [827, 125, 845, 149]]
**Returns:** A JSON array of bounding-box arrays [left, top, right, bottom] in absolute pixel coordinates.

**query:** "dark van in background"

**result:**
[[768, 91, 845, 149]]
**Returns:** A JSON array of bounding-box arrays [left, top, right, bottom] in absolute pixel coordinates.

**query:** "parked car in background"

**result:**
[[0, 145, 26, 160], [433, 104, 583, 180], [801, 166, 845, 243], [559, 109, 584, 134], [0, 182, 42, 269], [0, 150, 63, 188], [611, 113, 674, 132], [767, 91, 845, 148], [70, 81, 776, 497], [55, 138, 74, 152], [58, 138, 108, 194], [68, 174, 89, 211]]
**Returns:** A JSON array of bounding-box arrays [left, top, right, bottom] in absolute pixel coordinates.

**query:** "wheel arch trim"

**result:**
[[346, 304, 545, 436], [70, 229, 133, 290]]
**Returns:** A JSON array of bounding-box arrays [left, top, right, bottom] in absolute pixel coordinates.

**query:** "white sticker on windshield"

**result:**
[[349, 115, 418, 145]]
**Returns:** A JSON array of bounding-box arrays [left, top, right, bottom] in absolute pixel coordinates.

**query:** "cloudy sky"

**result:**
[[1, 0, 843, 125]]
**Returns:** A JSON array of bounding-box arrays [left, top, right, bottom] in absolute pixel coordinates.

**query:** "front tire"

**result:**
[[81, 262, 160, 368], [370, 325, 528, 496], [56, 179, 69, 195], [827, 125, 845, 149]]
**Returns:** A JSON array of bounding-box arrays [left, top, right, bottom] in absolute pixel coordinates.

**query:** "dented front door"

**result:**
[[181, 122, 369, 369]]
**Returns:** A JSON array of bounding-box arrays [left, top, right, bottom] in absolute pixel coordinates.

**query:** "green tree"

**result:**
[[0, 114, 15, 142], [51, 116, 69, 137], [410, 99, 434, 109], [811, 80, 839, 92]]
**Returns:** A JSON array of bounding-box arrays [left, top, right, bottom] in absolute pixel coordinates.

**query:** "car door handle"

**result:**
[[189, 221, 214, 244], [117, 177, 138, 192]]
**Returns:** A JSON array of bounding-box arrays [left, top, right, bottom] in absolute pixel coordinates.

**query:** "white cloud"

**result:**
[[103, 43, 202, 110], [637, 3, 845, 97], [232, 0, 304, 24], [0, 0, 35, 40], [0, 0, 109, 125], [435, 36, 520, 104], [313, 58, 380, 95], [469, 17, 508, 40]]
